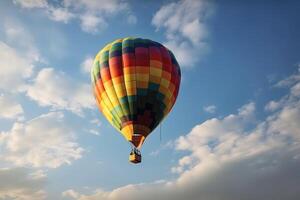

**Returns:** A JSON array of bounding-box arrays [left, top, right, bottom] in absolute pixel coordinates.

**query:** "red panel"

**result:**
[[100, 67, 111, 82], [160, 47, 172, 73], [96, 79, 105, 94], [122, 53, 135, 67], [135, 47, 149, 66], [109, 56, 123, 77], [149, 46, 161, 61]]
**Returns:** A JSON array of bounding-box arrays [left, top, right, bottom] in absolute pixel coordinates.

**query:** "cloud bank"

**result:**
[[0, 112, 84, 168], [64, 68, 300, 200], [0, 168, 46, 200]]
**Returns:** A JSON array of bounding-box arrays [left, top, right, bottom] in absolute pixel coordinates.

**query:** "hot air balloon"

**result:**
[[91, 37, 181, 163]]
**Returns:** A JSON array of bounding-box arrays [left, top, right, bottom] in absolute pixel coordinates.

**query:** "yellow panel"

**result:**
[[124, 67, 136, 75], [113, 83, 127, 97], [112, 38, 123, 44], [121, 124, 133, 141], [136, 74, 149, 81], [112, 76, 123, 84], [165, 90, 172, 99], [94, 81, 121, 125], [98, 98, 121, 130], [150, 67, 162, 77], [124, 81, 137, 95], [106, 89, 117, 100], [103, 80, 113, 88], [150, 60, 162, 68], [161, 78, 170, 88], [124, 74, 136, 82]]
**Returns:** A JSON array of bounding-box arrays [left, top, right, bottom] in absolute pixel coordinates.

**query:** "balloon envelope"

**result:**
[[91, 37, 181, 148]]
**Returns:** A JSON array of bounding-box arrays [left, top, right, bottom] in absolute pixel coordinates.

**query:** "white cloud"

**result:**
[[0, 112, 84, 168], [152, 0, 213, 68], [0, 94, 24, 120], [80, 14, 107, 34], [203, 105, 216, 114], [81, 56, 94, 74], [63, 69, 300, 200], [14, 0, 74, 23], [275, 66, 300, 88], [29, 169, 47, 180], [26, 68, 94, 115], [69, 0, 132, 33], [276, 74, 300, 87], [88, 129, 100, 136], [47, 7, 75, 23], [90, 119, 102, 127], [267, 102, 300, 140], [291, 82, 300, 97], [265, 100, 281, 111], [0, 168, 46, 200], [64, 0, 128, 13], [3, 18, 40, 61], [13, 0, 137, 34], [13, 0, 48, 8], [0, 42, 34, 93], [163, 40, 209, 67], [63, 189, 81, 199], [0, 18, 42, 93]]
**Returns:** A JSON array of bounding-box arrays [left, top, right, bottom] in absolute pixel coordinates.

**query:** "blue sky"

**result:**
[[0, 0, 300, 199]]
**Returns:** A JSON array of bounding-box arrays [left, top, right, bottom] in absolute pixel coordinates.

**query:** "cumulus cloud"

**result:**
[[13, 0, 137, 34], [0, 42, 35, 93], [63, 69, 300, 200], [0, 19, 41, 93], [13, 0, 48, 9], [0, 167, 46, 199], [64, 0, 128, 33], [0, 94, 24, 120], [0, 112, 84, 168], [203, 105, 217, 114], [152, 0, 213, 68], [79, 14, 107, 34], [89, 118, 102, 127], [47, 7, 75, 23], [3, 18, 41, 62], [26, 68, 94, 115], [88, 129, 100, 136], [265, 100, 282, 111], [14, 0, 73, 23], [81, 56, 94, 74], [275, 68, 300, 88], [63, 189, 81, 199]]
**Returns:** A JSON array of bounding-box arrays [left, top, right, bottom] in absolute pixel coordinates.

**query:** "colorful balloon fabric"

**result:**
[[91, 37, 181, 148]]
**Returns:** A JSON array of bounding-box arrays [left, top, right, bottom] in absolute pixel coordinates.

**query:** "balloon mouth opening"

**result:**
[[130, 134, 145, 148], [121, 123, 148, 148]]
